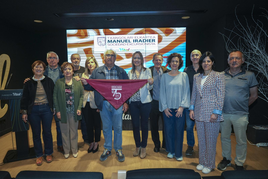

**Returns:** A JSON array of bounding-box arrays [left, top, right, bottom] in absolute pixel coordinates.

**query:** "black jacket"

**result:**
[[20, 76, 54, 114]]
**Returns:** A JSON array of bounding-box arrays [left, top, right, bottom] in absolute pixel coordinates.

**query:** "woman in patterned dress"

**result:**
[[189, 51, 225, 174]]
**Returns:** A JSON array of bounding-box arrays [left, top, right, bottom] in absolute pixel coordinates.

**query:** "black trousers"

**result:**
[[149, 100, 165, 148], [82, 102, 101, 143]]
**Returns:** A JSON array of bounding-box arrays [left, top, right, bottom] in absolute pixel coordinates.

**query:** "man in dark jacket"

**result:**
[[82, 49, 128, 162], [44, 51, 64, 153], [149, 53, 169, 152]]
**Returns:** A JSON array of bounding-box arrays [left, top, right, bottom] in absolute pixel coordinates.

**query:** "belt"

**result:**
[[34, 102, 48, 106]]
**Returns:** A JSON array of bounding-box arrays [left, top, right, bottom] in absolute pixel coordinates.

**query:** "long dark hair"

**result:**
[[198, 51, 215, 74], [131, 51, 146, 73]]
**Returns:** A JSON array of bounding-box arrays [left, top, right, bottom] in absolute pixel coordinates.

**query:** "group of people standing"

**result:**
[[21, 48, 258, 175], [21, 52, 101, 165]]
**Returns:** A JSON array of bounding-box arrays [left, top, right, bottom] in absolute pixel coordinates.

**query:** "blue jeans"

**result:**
[[28, 104, 53, 158], [163, 109, 185, 158], [184, 108, 195, 147], [100, 100, 123, 151], [129, 101, 151, 148], [54, 115, 63, 147]]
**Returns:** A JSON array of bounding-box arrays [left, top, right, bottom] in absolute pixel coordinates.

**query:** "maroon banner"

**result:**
[[86, 79, 148, 109]]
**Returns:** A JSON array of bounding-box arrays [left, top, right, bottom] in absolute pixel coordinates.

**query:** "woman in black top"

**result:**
[[21, 60, 54, 166]]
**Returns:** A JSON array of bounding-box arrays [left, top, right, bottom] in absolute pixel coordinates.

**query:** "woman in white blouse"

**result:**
[[159, 53, 190, 161], [81, 57, 101, 153], [128, 51, 154, 159]]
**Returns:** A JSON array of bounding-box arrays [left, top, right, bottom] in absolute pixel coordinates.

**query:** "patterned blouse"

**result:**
[[130, 72, 141, 102], [65, 83, 75, 113]]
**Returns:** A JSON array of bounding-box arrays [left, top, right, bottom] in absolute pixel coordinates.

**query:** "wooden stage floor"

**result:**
[[0, 121, 267, 179]]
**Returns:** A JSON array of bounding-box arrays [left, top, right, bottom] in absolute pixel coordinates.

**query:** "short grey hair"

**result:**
[[153, 53, 163, 61], [104, 49, 117, 59], [47, 51, 59, 59], [228, 50, 245, 61], [70, 53, 81, 60]]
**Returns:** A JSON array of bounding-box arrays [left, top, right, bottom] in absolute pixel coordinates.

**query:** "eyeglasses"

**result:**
[[48, 57, 57, 60], [106, 54, 115, 58]]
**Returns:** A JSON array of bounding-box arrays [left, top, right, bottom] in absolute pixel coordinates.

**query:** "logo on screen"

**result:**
[[111, 86, 122, 100], [119, 48, 130, 52], [97, 37, 106, 46]]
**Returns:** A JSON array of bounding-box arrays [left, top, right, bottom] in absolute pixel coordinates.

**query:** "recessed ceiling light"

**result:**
[[106, 18, 114, 21], [34, 20, 43, 23], [182, 16, 190, 19]]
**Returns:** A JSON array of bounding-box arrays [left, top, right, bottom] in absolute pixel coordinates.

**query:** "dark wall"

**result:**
[[0, 22, 35, 89], [223, 13, 268, 125], [31, 30, 67, 65], [186, 16, 227, 71], [0, 23, 67, 136], [0, 22, 35, 136]]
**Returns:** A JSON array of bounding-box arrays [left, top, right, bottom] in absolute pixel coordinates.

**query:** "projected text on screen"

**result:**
[[67, 27, 186, 73]]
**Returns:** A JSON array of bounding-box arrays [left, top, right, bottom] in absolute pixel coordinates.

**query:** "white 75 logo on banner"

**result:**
[[111, 86, 122, 100]]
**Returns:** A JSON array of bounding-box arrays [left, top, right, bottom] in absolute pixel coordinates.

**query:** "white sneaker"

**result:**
[[64, 154, 69, 159], [202, 167, 211, 174], [176, 156, 183, 161], [196, 164, 204, 170], [73, 152, 78, 158], [167, 153, 174, 159]]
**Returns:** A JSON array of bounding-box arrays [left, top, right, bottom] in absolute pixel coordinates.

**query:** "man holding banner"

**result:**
[[81, 49, 129, 162]]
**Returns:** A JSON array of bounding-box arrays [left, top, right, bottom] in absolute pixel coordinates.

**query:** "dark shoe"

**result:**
[[235, 164, 244, 170], [100, 149, 111, 161], [154, 147, 160, 153], [217, 157, 231, 171], [58, 146, 64, 154], [186, 146, 194, 156], [92, 144, 99, 153], [162, 143, 166, 149], [88, 147, 93, 153], [116, 150, 125, 162]]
